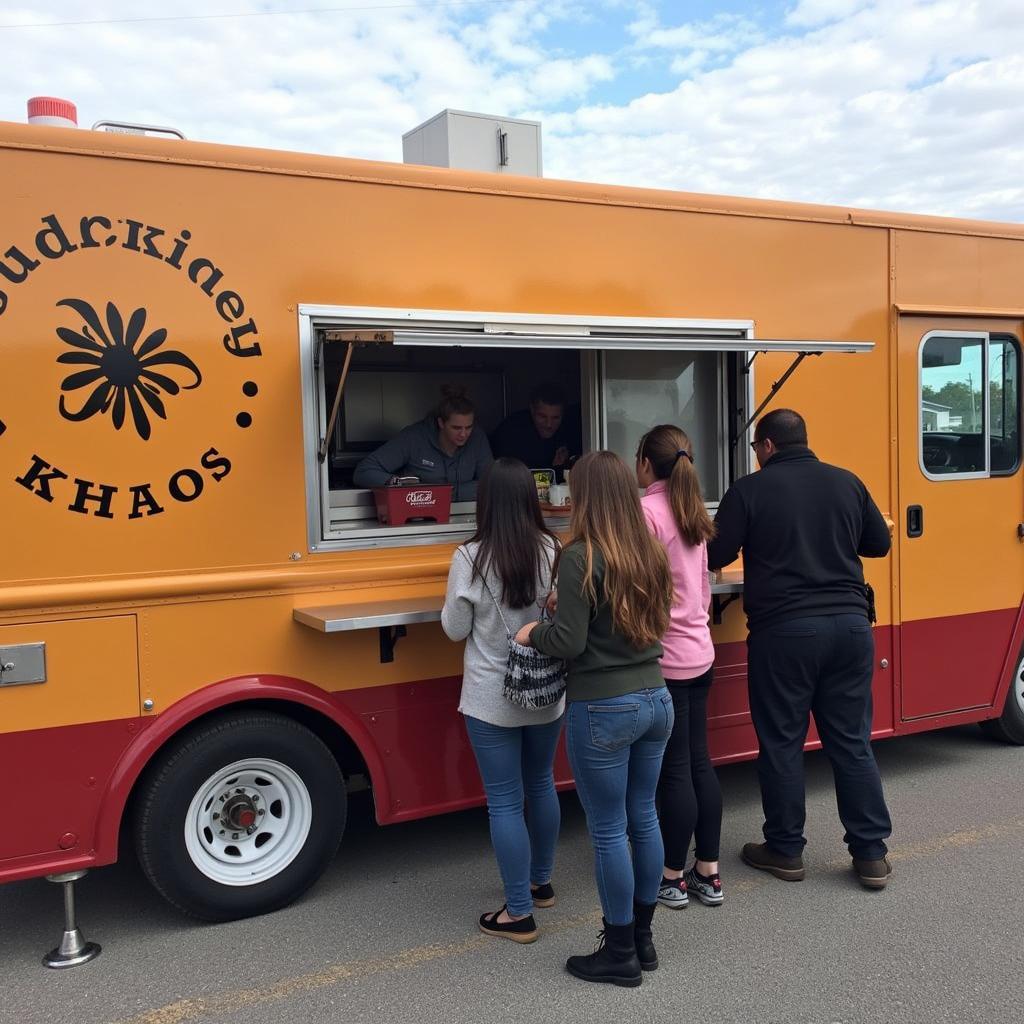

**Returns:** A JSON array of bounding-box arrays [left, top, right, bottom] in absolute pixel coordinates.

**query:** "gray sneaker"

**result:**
[[656, 875, 689, 909], [683, 866, 724, 906]]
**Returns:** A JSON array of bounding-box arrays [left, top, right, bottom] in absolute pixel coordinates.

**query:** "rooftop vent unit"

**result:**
[[403, 109, 541, 177]]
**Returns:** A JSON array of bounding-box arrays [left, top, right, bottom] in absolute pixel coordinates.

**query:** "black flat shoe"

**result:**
[[478, 906, 539, 944], [531, 882, 556, 908]]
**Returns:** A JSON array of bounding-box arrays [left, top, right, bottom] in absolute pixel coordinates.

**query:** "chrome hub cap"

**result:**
[[184, 758, 312, 886]]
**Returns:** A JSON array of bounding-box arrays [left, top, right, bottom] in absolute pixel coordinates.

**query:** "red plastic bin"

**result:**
[[372, 484, 453, 526]]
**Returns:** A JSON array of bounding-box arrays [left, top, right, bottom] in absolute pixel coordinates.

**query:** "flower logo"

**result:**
[[56, 298, 202, 441]]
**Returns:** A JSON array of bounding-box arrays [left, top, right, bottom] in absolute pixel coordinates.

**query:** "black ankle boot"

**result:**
[[566, 919, 642, 987], [633, 900, 658, 971]]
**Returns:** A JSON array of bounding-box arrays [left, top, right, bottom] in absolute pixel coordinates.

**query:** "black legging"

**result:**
[[657, 667, 722, 869]]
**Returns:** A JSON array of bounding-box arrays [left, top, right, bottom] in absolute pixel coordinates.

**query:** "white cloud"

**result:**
[[550, 0, 1024, 220], [2, 1, 1024, 221], [630, 10, 762, 53], [786, 0, 870, 28]]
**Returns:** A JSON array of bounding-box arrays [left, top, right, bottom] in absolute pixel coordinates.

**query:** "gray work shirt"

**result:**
[[353, 416, 493, 502], [442, 539, 565, 728]]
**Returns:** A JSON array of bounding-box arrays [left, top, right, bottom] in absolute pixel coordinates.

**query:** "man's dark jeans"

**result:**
[[747, 613, 892, 860]]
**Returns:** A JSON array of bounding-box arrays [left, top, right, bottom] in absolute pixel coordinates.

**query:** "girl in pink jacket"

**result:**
[[637, 424, 724, 909]]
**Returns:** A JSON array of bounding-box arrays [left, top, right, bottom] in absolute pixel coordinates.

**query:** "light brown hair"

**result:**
[[566, 451, 673, 648], [637, 424, 716, 547], [436, 384, 475, 422]]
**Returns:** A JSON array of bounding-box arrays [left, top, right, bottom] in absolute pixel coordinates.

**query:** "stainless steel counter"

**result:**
[[293, 595, 444, 633], [709, 568, 744, 623], [294, 568, 744, 659]]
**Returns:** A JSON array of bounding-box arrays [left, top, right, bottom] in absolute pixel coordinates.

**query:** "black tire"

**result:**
[[980, 650, 1024, 745], [134, 710, 346, 922]]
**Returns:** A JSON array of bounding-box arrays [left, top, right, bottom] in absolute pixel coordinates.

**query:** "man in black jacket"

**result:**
[[490, 383, 578, 471], [707, 409, 893, 889]]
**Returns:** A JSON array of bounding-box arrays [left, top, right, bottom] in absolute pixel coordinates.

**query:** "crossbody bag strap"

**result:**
[[458, 548, 513, 639]]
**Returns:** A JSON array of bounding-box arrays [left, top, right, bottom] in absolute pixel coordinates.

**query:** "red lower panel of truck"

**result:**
[[900, 607, 1019, 719], [0, 615, 1015, 886]]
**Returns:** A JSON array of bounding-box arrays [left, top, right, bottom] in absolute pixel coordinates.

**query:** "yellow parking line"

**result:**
[[111, 911, 603, 1024], [111, 816, 1024, 1024]]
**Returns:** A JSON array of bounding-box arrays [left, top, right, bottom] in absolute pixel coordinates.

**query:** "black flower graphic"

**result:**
[[56, 299, 202, 441]]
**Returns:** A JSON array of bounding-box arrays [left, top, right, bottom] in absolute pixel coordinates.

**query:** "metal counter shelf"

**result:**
[[709, 568, 744, 624], [294, 569, 744, 662], [294, 594, 444, 663]]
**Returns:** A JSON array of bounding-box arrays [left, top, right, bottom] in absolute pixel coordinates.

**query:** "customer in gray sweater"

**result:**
[[443, 539, 563, 728], [441, 458, 564, 944]]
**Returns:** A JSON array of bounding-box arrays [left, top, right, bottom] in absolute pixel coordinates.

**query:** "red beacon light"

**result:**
[[27, 96, 78, 128]]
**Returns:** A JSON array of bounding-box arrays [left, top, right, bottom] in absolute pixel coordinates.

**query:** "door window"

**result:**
[[919, 331, 1020, 479]]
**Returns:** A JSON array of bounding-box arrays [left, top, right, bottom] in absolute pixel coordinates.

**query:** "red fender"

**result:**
[[991, 595, 1024, 716], [92, 675, 389, 864]]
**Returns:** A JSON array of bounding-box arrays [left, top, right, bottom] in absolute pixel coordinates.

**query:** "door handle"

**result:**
[[1017, 523, 1024, 542], [907, 505, 924, 538]]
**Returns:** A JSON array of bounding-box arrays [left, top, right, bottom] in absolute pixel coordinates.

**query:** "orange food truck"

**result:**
[[1, 120, 1022, 928]]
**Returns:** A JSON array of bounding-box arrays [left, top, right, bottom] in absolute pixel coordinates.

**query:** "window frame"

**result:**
[[989, 333, 1022, 477], [299, 305, 869, 553], [918, 329, 1022, 482]]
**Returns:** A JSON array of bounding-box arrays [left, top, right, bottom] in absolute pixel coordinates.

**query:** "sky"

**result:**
[[2, 0, 1024, 222]]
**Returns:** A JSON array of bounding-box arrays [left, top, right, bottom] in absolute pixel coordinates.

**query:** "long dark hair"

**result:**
[[470, 458, 557, 609], [566, 451, 673, 648], [637, 424, 716, 547]]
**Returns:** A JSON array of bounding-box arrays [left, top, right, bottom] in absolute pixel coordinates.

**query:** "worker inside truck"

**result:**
[[352, 384, 493, 501], [490, 381, 583, 478], [325, 342, 584, 526]]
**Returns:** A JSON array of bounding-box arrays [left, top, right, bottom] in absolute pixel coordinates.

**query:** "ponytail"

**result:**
[[637, 424, 716, 547]]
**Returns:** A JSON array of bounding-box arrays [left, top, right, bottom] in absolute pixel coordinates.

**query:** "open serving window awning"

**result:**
[[311, 306, 873, 355], [307, 305, 874, 459]]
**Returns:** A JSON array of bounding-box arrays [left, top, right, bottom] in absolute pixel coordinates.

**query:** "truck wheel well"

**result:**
[[120, 699, 370, 855]]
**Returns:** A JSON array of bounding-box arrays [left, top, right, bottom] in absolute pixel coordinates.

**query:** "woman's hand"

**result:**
[[515, 622, 538, 646], [544, 590, 558, 616]]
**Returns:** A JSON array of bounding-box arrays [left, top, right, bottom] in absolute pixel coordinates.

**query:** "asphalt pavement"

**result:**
[[1, 724, 1022, 1024]]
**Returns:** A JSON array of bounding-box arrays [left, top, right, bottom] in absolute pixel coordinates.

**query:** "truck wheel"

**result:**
[[134, 710, 346, 921], [980, 650, 1024, 745]]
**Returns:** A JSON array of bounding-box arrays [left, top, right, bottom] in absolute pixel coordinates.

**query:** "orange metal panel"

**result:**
[[0, 615, 138, 733]]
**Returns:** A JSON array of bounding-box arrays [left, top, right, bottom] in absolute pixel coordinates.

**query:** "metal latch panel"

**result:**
[[0, 642, 47, 687]]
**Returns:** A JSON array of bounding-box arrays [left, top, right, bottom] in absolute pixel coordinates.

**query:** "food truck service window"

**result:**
[[298, 306, 872, 552]]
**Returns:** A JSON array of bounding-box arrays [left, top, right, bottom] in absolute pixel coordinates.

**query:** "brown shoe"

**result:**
[[741, 842, 805, 881], [852, 857, 892, 889]]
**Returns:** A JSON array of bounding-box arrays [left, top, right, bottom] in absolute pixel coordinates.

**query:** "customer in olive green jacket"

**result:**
[[515, 451, 674, 988]]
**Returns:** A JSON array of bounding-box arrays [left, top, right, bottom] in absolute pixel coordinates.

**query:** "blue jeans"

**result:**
[[747, 614, 892, 860], [464, 714, 564, 917], [566, 688, 674, 926]]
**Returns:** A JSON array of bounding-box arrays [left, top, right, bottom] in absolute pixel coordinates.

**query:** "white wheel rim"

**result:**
[[1014, 655, 1024, 718], [184, 758, 312, 886]]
